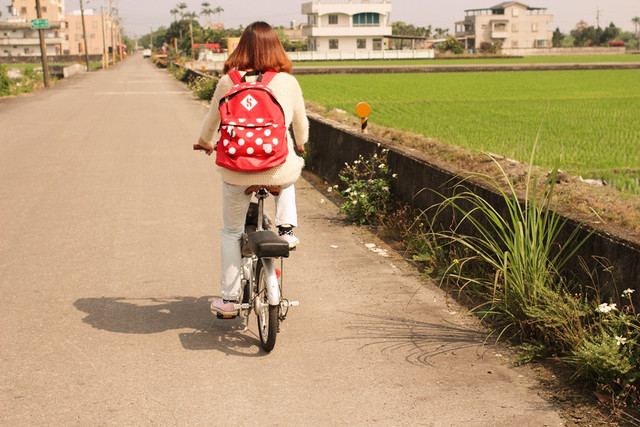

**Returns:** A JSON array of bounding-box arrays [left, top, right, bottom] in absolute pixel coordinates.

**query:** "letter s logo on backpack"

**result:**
[[215, 70, 288, 172]]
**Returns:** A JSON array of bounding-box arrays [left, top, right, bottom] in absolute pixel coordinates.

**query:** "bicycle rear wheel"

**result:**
[[255, 258, 278, 352]]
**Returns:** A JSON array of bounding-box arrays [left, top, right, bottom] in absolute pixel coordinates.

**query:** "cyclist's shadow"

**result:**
[[73, 296, 265, 356]]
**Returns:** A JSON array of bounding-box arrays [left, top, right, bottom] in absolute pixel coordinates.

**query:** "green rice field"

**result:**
[[294, 54, 640, 67], [296, 68, 640, 193]]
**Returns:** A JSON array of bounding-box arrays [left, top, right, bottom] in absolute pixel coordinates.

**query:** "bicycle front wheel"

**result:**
[[255, 258, 278, 352]]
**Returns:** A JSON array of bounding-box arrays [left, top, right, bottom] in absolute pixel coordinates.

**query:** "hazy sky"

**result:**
[[1, 0, 638, 37]]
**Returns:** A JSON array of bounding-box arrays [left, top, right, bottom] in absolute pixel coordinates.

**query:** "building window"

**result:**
[[42, 6, 47, 12], [353, 13, 380, 27], [308, 14, 317, 27], [20, 7, 27, 13], [372, 38, 382, 50], [512, 8, 519, 16], [512, 24, 518, 32], [328, 14, 338, 25], [329, 39, 339, 49], [531, 23, 538, 32], [357, 38, 366, 49]]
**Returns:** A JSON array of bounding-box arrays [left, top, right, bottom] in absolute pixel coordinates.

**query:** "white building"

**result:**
[[0, 21, 65, 57], [455, 2, 553, 51], [301, 0, 392, 52]]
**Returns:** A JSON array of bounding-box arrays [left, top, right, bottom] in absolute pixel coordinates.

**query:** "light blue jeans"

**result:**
[[220, 182, 297, 300]]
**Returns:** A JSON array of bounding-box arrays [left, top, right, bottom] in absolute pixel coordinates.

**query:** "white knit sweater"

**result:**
[[199, 72, 309, 187]]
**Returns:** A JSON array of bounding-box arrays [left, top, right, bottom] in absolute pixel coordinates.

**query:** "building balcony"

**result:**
[[491, 31, 508, 39], [302, 25, 391, 37], [0, 37, 64, 46]]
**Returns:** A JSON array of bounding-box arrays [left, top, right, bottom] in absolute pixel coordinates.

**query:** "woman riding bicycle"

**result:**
[[195, 21, 309, 317]]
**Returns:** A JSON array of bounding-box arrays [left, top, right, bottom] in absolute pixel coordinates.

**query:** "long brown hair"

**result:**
[[223, 21, 292, 74]]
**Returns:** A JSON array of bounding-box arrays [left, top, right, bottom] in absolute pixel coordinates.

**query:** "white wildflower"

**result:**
[[327, 187, 333, 193], [352, 200, 357, 205], [378, 164, 386, 169], [392, 173, 398, 178], [382, 186, 389, 191], [596, 303, 617, 313], [615, 336, 627, 346], [622, 288, 635, 297]]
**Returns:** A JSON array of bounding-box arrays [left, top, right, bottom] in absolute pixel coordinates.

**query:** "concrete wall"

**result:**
[[502, 46, 626, 56], [306, 112, 640, 308], [0, 54, 104, 64]]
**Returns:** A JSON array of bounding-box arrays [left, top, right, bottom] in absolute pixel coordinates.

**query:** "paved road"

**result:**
[[1, 55, 565, 425]]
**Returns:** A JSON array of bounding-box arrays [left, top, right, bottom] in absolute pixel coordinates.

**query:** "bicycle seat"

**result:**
[[247, 230, 290, 258], [245, 185, 281, 196]]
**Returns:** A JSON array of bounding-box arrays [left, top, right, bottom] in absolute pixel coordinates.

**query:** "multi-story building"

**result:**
[[1, 0, 66, 57], [1, 1, 121, 59], [455, 2, 553, 51], [65, 9, 118, 56], [7, 0, 65, 22], [0, 20, 65, 56], [301, 0, 392, 52]]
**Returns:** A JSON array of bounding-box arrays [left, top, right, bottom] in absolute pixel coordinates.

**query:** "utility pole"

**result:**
[[35, 0, 51, 87], [109, 0, 116, 65], [596, 9, 601, 28], [101, 7, 108, 69], [79, 0, 91, 71]]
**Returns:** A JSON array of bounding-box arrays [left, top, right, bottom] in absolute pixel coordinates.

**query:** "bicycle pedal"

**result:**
[[234, 303, 251, 310], [281, 300, 299, 307], [216, 313, 238, 320]]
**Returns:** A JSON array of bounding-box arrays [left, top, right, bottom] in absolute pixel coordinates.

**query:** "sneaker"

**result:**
[[278, 226, 300, 248], [211, 299, 238, 317]]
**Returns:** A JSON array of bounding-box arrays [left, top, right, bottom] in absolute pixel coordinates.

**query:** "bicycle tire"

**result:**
[[256, 258, 278, 352]]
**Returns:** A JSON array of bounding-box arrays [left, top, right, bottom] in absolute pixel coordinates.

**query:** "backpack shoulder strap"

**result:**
[[229, 70, 243, 84], [259, 71, 278, 85]]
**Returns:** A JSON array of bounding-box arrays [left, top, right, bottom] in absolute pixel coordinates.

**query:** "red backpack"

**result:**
[[215, 70, 288, 172]]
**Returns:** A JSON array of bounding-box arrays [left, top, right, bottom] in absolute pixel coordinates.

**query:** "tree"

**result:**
[[571, 21, 620, 46], [201, 2, 214, 25], [440, 36, 463, 54], [170, 8, 179, 22], [183, 11, 199, 55], [213, 6, 224, 23], [434, 28, 449, 38], [552, 27, 565, 47], [631, 16, 640, 39]]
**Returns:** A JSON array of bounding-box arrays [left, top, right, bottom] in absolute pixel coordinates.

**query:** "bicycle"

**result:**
[[232, 185, 298, 352], [194, 145, 298, 352]]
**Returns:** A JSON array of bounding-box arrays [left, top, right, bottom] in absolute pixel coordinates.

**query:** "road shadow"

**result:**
[[337, 311, 488, 366], [73, 296, 265, 356]]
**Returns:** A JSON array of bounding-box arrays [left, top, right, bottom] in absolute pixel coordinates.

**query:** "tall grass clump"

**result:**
[[433, 149, 593, 358], [429, 141, 640, 408]]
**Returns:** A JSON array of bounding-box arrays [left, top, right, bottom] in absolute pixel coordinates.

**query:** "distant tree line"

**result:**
[[553, 19, 639, 49]]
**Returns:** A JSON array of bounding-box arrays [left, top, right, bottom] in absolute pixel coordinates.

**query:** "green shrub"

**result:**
[[168, 63, 188, 81], [189, 75, 218, 100], [0, 65, 13, 96], [331, 146, 396, 225], [567, 289, 639, 405]]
